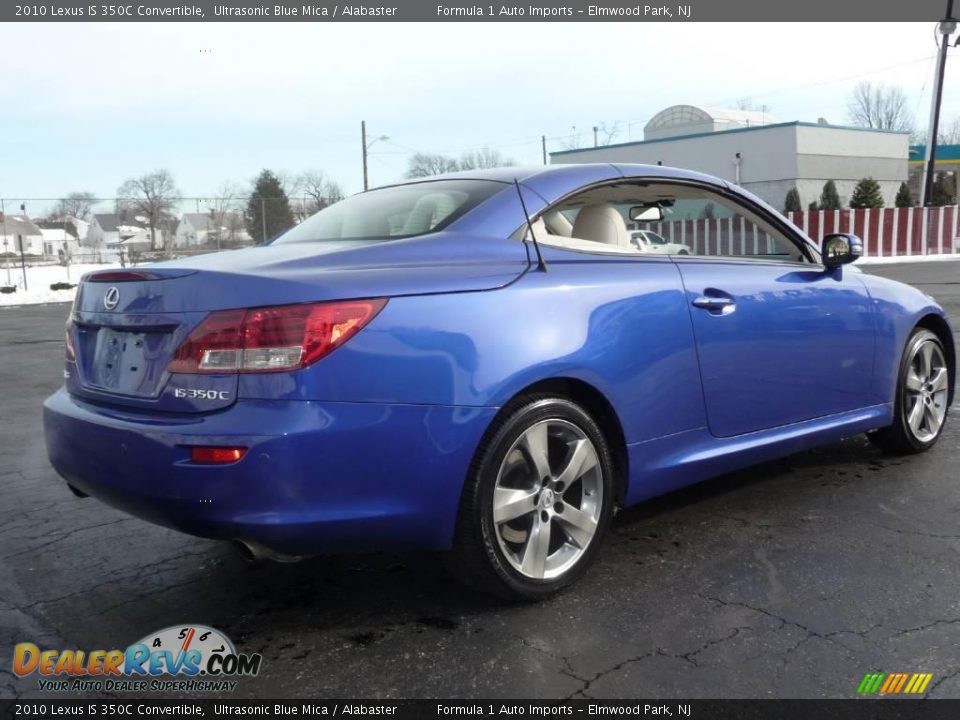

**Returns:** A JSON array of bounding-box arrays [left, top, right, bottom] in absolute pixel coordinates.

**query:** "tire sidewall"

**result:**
[[894, 329, 947, 451], [474, 398, 615, 599]]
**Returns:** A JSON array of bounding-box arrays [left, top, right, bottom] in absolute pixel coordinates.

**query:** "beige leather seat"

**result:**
[[571, 205, 630, 248]]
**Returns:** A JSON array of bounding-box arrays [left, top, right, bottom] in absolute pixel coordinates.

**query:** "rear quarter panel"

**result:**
[[250, 252, 707, 446]]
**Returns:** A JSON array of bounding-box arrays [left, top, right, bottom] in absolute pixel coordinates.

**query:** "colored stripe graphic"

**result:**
[[857, 673, 885, 694], [857, 672, 933, 695]]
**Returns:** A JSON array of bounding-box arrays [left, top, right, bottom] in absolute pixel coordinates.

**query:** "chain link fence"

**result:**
[[0, 195, 335, 268]]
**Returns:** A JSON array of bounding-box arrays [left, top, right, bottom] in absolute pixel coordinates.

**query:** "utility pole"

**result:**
[[18, 203, 27, 291], [18, 235, 27, 291], [541, 135, 547, 165], [261, 198, 267, 243], [0, 198, 9, 286], [593, 126, 599, 148], [362, 120, 369, 192], [361, 122, 388, 191], [922, 0, 956, 206]]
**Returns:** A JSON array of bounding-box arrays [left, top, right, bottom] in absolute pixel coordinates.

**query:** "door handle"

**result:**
[[692, 295, 736, 315]]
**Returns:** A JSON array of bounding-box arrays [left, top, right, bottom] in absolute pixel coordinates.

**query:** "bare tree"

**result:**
[[458, 148, 515, 170], [293, 170, 344, 220], [561, 127, 582, 150], [405, 152, 460, 179], [204, 182, 243, 248], [51, 191, 97, 221], [116, 170, 179, 253], [846, 82, 913, 133], [597, 122, 621, 146], [938, 116, 960, 145]]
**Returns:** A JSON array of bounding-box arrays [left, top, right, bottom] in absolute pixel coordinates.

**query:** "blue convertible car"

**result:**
[[44, 164, 954, 598]]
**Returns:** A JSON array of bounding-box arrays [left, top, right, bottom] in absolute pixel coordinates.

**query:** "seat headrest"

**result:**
[[571, 205, 630, 247]]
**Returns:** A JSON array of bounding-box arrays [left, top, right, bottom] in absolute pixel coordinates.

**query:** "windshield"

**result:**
[[274, 179, 506, 244]]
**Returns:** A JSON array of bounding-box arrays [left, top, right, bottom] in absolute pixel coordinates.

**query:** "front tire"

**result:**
[[447, 396, 615, 600], [869, 328, 950, 454]]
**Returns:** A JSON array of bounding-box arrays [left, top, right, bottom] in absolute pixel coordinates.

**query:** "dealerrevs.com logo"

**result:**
[[13, 624, 262, 693]]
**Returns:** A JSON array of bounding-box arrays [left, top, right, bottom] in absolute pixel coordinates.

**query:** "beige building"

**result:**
[[552, 105, 910, 210]]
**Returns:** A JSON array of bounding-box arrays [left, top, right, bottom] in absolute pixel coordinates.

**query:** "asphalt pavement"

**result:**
[[1, 260, 960, 700]]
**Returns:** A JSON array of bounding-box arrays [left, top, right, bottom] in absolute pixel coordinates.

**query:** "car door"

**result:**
[[662, 185, 876, 438]]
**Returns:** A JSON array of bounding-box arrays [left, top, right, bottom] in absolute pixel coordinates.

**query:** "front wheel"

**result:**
[[869, 328, 950, 454], [447, 396, 615, 600]]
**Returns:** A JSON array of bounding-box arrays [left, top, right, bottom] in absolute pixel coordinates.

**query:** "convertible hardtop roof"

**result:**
[[392, 163, 728, 188]]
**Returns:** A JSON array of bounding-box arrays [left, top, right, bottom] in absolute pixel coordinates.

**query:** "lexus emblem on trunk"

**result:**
[[103, 287, 120, 311]]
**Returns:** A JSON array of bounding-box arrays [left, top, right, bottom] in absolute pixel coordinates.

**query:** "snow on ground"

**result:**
[[0, 262, 121, 308]]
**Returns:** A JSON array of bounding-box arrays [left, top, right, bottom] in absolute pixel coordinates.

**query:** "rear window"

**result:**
[[274, 179, 505, 244]]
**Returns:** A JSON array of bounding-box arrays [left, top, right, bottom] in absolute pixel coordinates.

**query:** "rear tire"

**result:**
[[869, 328, 950, 454], [446, 395, 615, 600]]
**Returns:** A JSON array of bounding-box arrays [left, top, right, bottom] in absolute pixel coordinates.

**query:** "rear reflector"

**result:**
[[190, 447, 246, 464], [65, 319, 76, 362], [84, 270, 157, 282], [169, 298, 386, 374]]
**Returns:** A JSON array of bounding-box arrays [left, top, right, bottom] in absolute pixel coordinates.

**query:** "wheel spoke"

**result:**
[[519, 423, 551, 481], [555, 439, 598, 488], [924, 404, 941, 434], [556, 506, 598, 549], [905, 370, 924, 393], [930, 367, 948, 393], [907, 398, 925, 433], [493, 487, 538, 524], [919, 343, 934, 378], [520, 514, 552, 579]]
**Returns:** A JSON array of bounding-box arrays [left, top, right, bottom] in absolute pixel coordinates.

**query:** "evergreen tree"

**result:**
[[246, 170, 295, 243], [783, 188, 802, 212], [849, 177, 885, 209], [930, 172, 957, 207], [894, 182, 914, 208], [819, 180, 842, 210], [808, 200, 820, 211]]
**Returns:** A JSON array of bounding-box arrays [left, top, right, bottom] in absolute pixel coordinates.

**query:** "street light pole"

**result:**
[[361, 121, 389, 192], [921, 0, 956, 206]]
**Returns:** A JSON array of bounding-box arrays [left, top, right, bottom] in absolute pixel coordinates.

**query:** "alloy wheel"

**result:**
[[492, 419, 604, 580], [904, 338, 949, 443]]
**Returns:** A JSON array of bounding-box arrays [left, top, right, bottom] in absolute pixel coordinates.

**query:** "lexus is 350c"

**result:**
[[44, 164, 954, 599]]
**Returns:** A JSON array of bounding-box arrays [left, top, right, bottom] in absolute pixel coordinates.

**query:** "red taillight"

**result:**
[[190, 446, 246, 464], [65, 318, 76, 362], [170, 299, 386, 374]]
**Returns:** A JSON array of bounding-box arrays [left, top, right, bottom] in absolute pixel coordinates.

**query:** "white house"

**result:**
[[0, 214, 44, 256], [87, 213, 156, 253], [37, 223, 83, 259], [175, 212, 250, 248]]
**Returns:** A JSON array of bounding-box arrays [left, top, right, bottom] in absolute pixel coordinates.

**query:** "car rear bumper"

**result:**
[[43, 387, 495, 555]]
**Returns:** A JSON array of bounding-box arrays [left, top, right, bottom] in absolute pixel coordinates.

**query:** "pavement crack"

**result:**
[[516, 636, 586, 683]]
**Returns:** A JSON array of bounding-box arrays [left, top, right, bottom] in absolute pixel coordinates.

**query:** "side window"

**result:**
[[525, 181, 809, 263], [632, 190, 806, 263]]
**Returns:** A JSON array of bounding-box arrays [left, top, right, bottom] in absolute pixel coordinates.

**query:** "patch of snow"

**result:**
[[0, 262, 121, 308]]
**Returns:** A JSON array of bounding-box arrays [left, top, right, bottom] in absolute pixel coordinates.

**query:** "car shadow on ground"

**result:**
[[143, 434, 894, 650]]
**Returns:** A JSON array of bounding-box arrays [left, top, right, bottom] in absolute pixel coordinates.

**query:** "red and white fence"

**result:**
[[787, 206, 959, 259], [645, 206, 960, 260]]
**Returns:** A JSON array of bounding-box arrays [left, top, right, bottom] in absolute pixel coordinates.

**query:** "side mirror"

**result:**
[[822, 233, 862, 267], [629, 205, 663, 222]]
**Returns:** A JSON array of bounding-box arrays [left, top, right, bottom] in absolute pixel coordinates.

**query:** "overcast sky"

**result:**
[[0, 22, 955, 206]]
